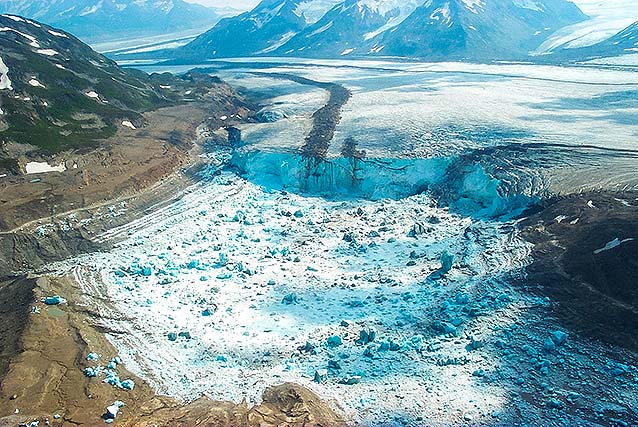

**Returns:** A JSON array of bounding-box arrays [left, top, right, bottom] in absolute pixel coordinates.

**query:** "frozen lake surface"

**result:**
[[55, 59, 638, 425]]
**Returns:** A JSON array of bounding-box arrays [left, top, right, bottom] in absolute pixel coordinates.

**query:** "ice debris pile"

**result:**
[[64, 172, 638, 426], [83, 353, 135, 391]]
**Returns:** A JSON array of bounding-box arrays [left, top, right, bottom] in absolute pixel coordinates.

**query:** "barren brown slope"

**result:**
[[520, 192, 638, 352]]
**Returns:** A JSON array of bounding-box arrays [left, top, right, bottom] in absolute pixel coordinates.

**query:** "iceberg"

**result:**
[[43, 295, 67, 305]]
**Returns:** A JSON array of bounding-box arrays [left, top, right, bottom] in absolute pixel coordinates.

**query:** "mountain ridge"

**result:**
[[548, 20, 638, 60], [173, 0, 588, 61], [0, 0, 220, 42]]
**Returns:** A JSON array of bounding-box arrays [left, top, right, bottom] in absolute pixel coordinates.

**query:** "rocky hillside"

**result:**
[[0, 14, 237, 174], [0, 0, 220, 42]]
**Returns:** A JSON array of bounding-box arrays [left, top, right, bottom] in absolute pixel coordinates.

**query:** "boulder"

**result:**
[[339, 376, 361, 385], [314, 369, 328, 383], [547, 398, 564, 410], [120, 379, 135, 390], [282, 293, 299, 305], [327, 335, 343, 347], [105, 401, 125, 419], [43, 295, 66, 305], [551, 330, 568, 346], [356, 327, 377, 345]]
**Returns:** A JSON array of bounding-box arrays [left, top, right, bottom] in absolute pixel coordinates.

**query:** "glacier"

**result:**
[[48, 58, 638, 426]]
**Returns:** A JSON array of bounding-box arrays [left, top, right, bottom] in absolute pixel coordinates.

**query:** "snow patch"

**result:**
[[122, 120, 136, 130], [593, 237, 635, 255], [1, 14, 40, 27], [25, 161, 67, 174], [28, 78, 45, 88], [0, 26, 41, 48], [513, 0, 545, 12], [294, 0, 342, 24], [36, 49, 58, 56], [307, 21, 333, 38], [257, 31, 297, 55], [363, 0, 422, 40], [48, 29, 68, 38], [0, 57, 12, 91], [79, 1, 104, 17], [461, 0, 483, 14]]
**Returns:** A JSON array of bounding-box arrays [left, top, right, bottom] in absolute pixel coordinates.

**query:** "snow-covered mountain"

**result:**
[[0, 0, 220, 42], [274, 0, 422, 57], [176, 0, 587, 61], [550, 21, 638, 59], [367, 0, 588, 60], [536, 0, 638, 54], [176, 0, 342, 59]]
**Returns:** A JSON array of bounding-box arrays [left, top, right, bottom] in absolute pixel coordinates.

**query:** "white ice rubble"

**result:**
[[62, 164, 535, 424]]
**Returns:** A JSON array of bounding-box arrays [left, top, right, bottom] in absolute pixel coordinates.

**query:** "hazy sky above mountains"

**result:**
[[184, 0, 632, 17], [185, 0, 258, 8]]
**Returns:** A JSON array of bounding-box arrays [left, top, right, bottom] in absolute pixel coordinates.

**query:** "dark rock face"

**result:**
[[520, 192, 638, 351], [0, 228, 99, 274], [227, 127, 242, 146], [0, 276, 35, 378]]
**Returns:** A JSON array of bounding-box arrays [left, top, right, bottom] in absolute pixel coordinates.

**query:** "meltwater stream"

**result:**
[[55, 60, 638, 425]]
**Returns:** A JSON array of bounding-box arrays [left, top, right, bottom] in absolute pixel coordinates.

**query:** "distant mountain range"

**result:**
[[177, 0, 342, 58], [0, 0, 221, 42], [174, 0, 588, 61], [1, 0, 634, 65]]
